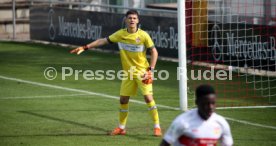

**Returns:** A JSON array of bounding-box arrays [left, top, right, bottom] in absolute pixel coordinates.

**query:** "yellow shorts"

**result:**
[[120, 78, 153, 96]]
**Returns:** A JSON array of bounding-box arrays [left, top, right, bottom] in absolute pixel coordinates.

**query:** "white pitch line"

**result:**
[[217, 105, 276, 109], [0, 75, 179, 110], [0, 75, 275, 130], [0, 93, 88, 100], [225, 117, 276, 130]]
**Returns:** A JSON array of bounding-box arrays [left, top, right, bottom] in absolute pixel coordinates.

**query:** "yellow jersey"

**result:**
[[108, 28, 155, 77]]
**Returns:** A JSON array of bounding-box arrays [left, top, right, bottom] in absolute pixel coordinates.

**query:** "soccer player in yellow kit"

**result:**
[[70, 10, 162, 136]]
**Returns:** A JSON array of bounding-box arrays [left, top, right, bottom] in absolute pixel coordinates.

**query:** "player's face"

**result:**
[[197, 94, 216, 120], [125, 14, 139, 29]]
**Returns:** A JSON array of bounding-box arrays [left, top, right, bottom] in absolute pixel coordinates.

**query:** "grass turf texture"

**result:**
[[0, 41, 275, 146]]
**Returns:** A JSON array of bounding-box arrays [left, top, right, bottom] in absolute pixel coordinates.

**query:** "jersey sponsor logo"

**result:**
[[178, 135, 218, 146], [118, 42, 145, 52]]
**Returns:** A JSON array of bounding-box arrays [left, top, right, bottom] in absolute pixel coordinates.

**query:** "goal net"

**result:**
[[185, 0, 276, 108]]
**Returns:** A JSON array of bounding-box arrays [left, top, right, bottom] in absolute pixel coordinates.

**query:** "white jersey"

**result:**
[[164, 109, 233, 146]]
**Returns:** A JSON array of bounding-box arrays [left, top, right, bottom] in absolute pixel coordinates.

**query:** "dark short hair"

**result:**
[[125, 9, 139, 18], [196, 84, 216, 99]]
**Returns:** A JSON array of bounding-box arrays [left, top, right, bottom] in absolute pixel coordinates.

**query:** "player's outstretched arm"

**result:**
[[70, 38, 109, 55]]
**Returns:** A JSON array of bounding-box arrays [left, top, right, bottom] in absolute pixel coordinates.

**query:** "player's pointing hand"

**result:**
[[70, 45, 88, 55]]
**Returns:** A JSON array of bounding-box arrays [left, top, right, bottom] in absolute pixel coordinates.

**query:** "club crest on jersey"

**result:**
[[136, 37, 141, 43], [214, 127, 220, 135]]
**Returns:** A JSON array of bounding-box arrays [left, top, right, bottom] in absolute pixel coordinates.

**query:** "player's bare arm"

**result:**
[[70, 38, 109, 55], [86, 38, 109, 49], [142, 47, 158, 84], [149, 47, 158, 69]]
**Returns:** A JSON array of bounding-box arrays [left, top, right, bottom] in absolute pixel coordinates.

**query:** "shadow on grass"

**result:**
[[0, 133, 107, 138], [14, 111, 158, 141], [18, 110, 107, 132], [17, 108, 177, 112]]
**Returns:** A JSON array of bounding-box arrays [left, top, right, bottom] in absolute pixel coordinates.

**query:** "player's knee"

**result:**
[[120, 96, 130, 104], [144, 95, 153, 103]]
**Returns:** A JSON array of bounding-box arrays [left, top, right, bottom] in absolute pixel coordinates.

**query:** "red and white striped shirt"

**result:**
[[164, 109, 233, 146]]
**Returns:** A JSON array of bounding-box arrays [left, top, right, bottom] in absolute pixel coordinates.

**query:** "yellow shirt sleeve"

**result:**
[[108, 30, 122, 43], [143, 32, 155, 49]]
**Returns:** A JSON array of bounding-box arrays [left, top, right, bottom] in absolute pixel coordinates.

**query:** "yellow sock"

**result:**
[[147, 100, 160, 128], [119, 104, 129, 129]]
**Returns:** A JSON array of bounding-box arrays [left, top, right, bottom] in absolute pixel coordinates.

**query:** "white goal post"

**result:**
[[178, 0, 188, 111]]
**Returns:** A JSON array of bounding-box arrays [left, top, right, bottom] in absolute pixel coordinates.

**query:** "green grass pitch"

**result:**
[[0, 41, 275, 146]]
